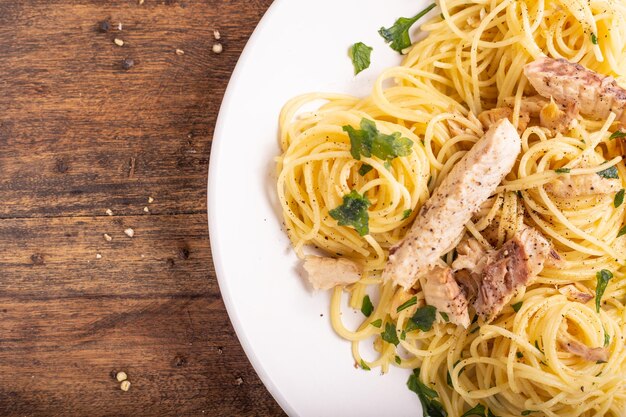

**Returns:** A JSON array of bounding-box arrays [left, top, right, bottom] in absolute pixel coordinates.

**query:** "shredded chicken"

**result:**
[[303, 256, 361, 290], [478, 107, 529, 134], [503, 95, 549, 115], [539, 99, 579, 133], [383, 119, 522, 289], [452, 237, 488, 272], [474, 225, 553, 322], [524, 56, 626, 124], [559, 284, 594, 304], [422, 264, 471, 328], [558, 331, 609, 362], [545, 169, 621, 198]]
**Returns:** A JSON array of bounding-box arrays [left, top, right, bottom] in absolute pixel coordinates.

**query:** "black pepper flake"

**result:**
[[99, 21, 111, 33], [121, 58, 135, 70]]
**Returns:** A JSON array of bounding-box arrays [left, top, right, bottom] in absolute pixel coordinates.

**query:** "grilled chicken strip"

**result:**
[[475, 225, 553, 322], [558, 325, 609, 362], [422, 264, 471, 328], [303, 256, 361, 290], [545, 166, 621, 198], [383, 119, 522, 289], [524, 56, 626, 124]]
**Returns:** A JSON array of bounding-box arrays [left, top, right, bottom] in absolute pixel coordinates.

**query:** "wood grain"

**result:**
[[0, 0, 284, 415]]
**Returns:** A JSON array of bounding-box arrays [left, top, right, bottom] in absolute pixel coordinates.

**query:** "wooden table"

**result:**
[[0, 0, 284, 415]]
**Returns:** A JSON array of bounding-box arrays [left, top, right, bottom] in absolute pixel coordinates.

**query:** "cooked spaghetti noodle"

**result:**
[[276, 0, 626, 415]]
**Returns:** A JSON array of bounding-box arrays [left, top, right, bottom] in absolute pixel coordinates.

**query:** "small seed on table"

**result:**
[[116, 371, 128, 382], [114, 38, 124, 47], [212, 43, 223, 54], [124, 228, 135, 238], [120, 380, 131, 391]]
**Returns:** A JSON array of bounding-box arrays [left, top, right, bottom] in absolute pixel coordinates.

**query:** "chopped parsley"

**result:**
[[361, 295, 374, 317], [511, 301, 523, 313], [604, 328, 610, 347], [410, 305, 437, 331], [591, 33, 598, 44], [440, 312, 450, 322], [618, 225, 626, 238], [379, 3, 437, 53], [407, 368, 448, 417], [358, 163, 373, 176], [597, 165, 619, 179], [609, 130, 626, 140], [329, 190, 371, 236], [360, 359, 371, 371], [516, 352, 524, 359], [396, 296, 417, 313], [461, 404, 487, 417], [446, 360, 465, 386], [370, 319, 383, 328], [615, 189, 624, 208], [381, 322, 400, 346], [555, 167, 570, 174], [343, 118, 413, 163], [395, 355, 402, 365], [596, 269, 614, 312], [402, 209, 413, 220], [348, 42, 373, 75]]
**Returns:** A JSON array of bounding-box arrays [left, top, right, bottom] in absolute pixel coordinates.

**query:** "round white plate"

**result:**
[[208, 1, 433, 415]]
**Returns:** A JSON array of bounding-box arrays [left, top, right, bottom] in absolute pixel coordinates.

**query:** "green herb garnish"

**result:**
[[615, 189, 624, 208], [343, 118, 413, 162], [609, 130, 626, 140], [618, 225, 626, 238], [381, 322, 400, 346], [379, 3, 437, 53], [596, 269, 614, 312], [440, 312, 450, 322], [446, 360, 465, 387], [516, 352, 524, 359], [370, 319, 382, 328], [360, 359, 371, 370], [604, 329, 610, 347], [407, 369, 448, 417], [395, 355, 402, 365], [361, 295, 374, 317], [591, 33, 598, 44], [329, 190, 371, 236], [461, 404, 487, 417], [597, 165, 619, 179], [555, 168, 571, 174], [396, 296, 418, 313], [402, 209, 412, 220], [410, 305, 437, 331], [349, 42, 373, 75], [512, 301, 523, 312], [358, 163, 373, 176]]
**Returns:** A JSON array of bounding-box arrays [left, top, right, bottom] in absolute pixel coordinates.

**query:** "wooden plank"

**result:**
[[0, 0, 272, 218], [0, 295, 283, 416]]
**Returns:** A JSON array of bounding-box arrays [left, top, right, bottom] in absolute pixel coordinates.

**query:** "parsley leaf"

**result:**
[[618, 225, 626, 238], [360, 359, 371, 371], [591, 33, 598, 44], [349, 42, 373, 75], [512, 301, 523, 312], [604, 329, 610, 347], [379, 3, 437, 53], [370, 319, 382, 328], [516, 352, 524, 359], [597, 165, 619, 179], [358, 163, 373, 176], [461, 404, 487, 417], [396, 296, 417, 313], [407, 369, 448, 417], [596, 269, 614, 312], [402, 209, 412, 220], [440, 312, 450, 322], [329, 190, 371, 236], [609, 130, 626, 140], [343, 118, 413, 162], [361, 295, 374, 317], [555, 168, 570, 174], [446, 360, 465, 387], [615, 189, 624, 208], [381, 322, 400, 346], [395, 355, 402, 365], [410, 305, 437, 331]]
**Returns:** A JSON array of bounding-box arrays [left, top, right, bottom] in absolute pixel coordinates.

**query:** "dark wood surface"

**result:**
[[0, 0, 284, 415]]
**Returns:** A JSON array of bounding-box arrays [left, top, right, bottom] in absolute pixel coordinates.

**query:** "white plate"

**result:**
[[208, 1, 433, 415]]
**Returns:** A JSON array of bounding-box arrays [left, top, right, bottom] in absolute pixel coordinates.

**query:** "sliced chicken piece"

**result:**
[[524, 56, 626, 124], [475, 225, 552, 322], [559, 284, 594, 304], [452, 237, 488, 272], [422, 264, 470, 328], [503, 95, 550, 115], [558, 333, 609, 362], [455, 269, 482, 303], [545, 170, 621, 198], [478, 107, 529, 134], [383, 119, 522, 289], [303, 255, 361, 290], [539, 99, 579, 133]]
